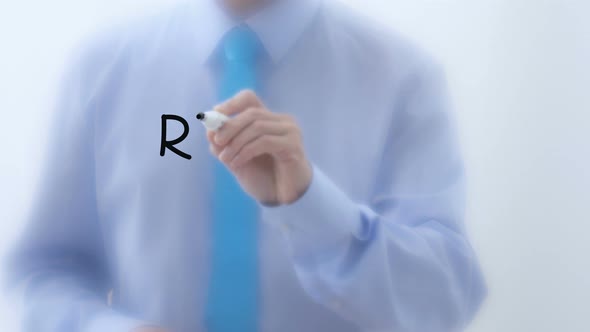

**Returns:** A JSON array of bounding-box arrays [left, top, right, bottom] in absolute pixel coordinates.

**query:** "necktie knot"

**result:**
[[223, 26, 261, 63], [218, 26, 261, 101]]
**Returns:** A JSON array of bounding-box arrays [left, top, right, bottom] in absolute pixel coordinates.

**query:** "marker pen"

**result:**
[[196, 111, 229, 131]]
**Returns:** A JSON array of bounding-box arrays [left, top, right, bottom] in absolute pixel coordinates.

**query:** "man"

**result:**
[[6, 0, 486, 331]]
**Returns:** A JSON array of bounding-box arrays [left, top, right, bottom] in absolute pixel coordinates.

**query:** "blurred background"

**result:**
[[1, 0, 589, 331]]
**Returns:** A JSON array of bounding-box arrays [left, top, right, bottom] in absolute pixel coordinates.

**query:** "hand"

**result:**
[[207, 90, 313, 205]]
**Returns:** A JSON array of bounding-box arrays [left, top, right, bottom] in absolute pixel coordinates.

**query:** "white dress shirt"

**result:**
[[7, 0, 486, 331]]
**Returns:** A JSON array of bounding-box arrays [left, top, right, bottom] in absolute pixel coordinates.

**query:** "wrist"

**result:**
[[282, 158, 313, 205]]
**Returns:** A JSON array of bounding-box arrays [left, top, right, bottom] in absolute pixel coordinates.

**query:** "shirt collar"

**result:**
[[187, 0, 320, 64]]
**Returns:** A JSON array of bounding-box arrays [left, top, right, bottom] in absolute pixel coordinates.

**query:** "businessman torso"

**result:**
[[10, 0, 485, 331], [93, 4, 394, 329]]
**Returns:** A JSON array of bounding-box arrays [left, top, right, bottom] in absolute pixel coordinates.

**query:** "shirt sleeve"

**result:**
[[262, 60, 487, 331], [3, 36, 150, 332]]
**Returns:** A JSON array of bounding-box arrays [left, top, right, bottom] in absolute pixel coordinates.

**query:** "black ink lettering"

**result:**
[[160, 114, 192, 160]]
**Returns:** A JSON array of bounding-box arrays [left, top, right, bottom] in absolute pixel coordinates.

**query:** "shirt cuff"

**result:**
[[84, 309, 152, 332], [261, 165, 372, 249]]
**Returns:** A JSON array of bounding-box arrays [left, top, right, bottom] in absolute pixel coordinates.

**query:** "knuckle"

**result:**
[[255, 136, 267, 148], [239, 108, 257, 123], [260, 135, 273, 146], [215, 132, 229, 144], [251, 107, 265, 117], [241, 145, 253, 157], [224, 150, 234, 161], [239, 89, 256, 101], [251, 121, 265, 132], [234, 134, 248, 147], [223, 143, 234, 154], [244, 107, 259, 118]]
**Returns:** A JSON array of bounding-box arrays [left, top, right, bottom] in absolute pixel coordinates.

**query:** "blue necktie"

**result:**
[[205, 26, 260, 332]]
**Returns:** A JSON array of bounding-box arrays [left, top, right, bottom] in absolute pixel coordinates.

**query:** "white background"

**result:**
[[1, 0, 589, 331]]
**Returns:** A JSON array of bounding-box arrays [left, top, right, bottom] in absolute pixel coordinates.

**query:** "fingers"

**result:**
[[215, 107, 283, 145], [231, 134, 295, 168], [208, 132, 223, 157], [215, 90, 264, 116], [208, 124, 299, 169], [205, 90, 302, 169], [218, 120, 292, 164]]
